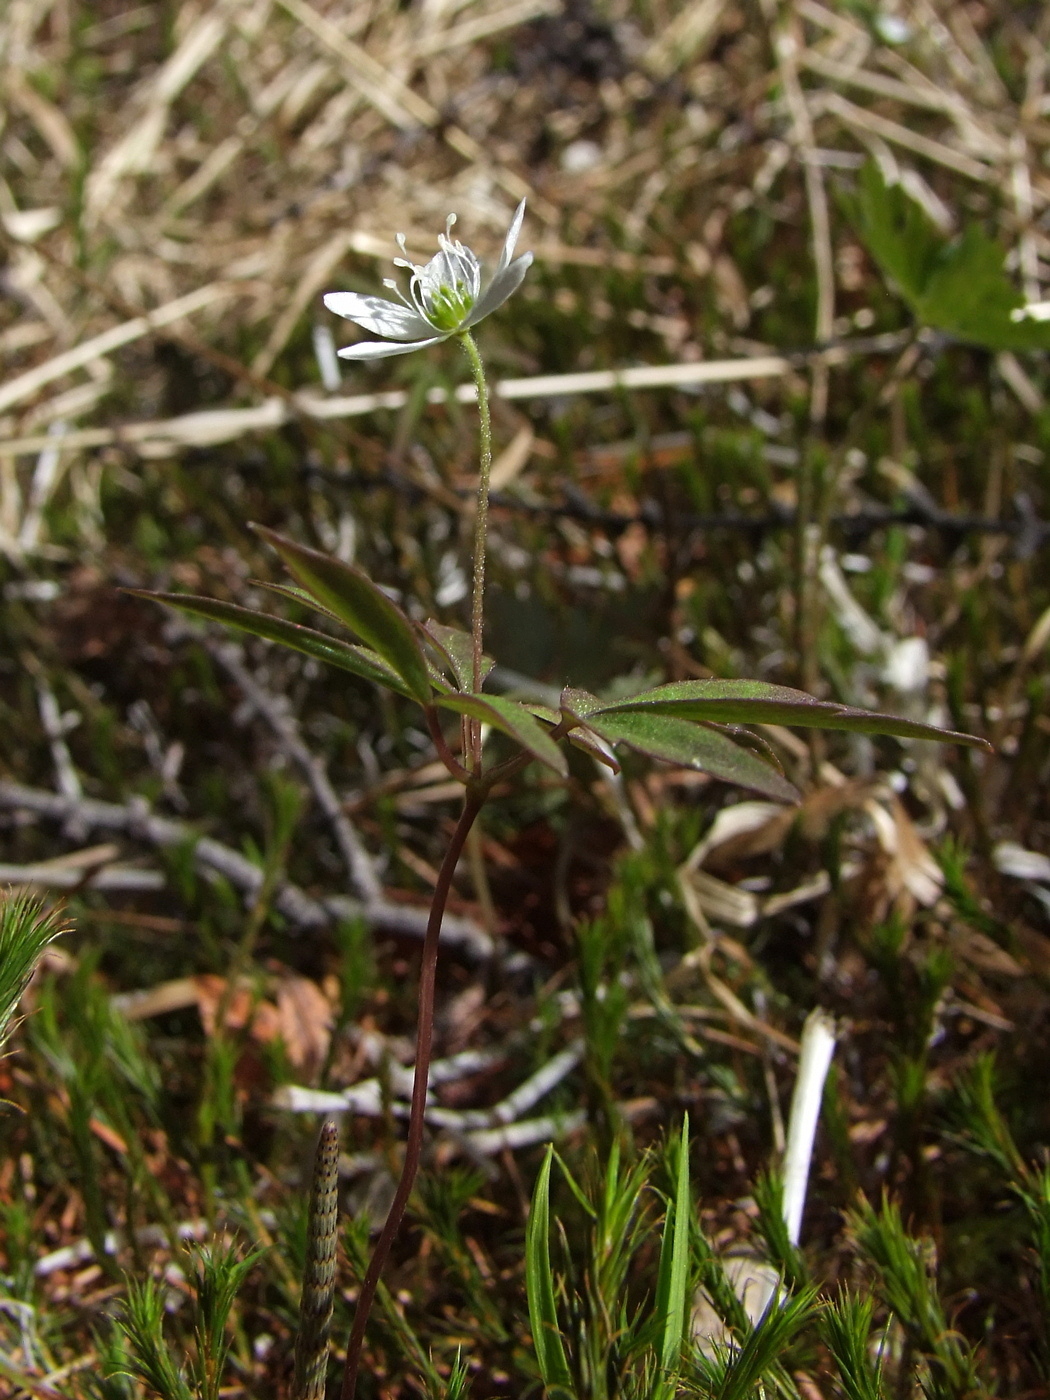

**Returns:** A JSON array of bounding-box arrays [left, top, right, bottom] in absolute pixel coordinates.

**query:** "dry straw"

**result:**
[[2, 0, 1044, 553]]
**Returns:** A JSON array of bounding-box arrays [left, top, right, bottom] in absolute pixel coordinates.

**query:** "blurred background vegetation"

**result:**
[[2, 0, 1050, 1395]]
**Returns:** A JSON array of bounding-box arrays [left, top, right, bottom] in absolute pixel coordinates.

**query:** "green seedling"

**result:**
[[116, 1239, 263, 1400], [0, 892, 64, 1054], [851, 1195, 982, 1400]]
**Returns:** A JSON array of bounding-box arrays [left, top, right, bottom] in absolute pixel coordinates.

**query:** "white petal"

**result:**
[[323, 292, 434, 341], [494, 199, 527, 278], [463, 252, 533, 328], [336, 335, 447, 360]]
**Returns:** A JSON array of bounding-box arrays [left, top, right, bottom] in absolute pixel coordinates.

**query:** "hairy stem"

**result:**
[[341, 792, 485, 1400], [459, 329, 492, 771]]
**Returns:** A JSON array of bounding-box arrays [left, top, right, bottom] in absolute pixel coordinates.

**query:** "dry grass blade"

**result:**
[[0, 285, 239, 417]]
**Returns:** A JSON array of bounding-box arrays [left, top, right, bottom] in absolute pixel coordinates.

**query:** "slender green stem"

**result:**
[[340, 791, 485, 1400], [459, 329, 492, 771]]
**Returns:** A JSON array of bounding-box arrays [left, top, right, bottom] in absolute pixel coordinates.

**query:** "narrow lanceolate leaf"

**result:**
[[437, 693, 568, 776], [526, 1147, 573, 1394], [562, 690, 797, 802], [421, 620, 495, 691], [593, 680, 990, 749], [258, 585, 450, 691], [252, 525, 432, 703], [293, 1121, 340, 1400], [655, 1116, 692, 1383], [129, 592, 418, 700], [253, 579, 345, 625]]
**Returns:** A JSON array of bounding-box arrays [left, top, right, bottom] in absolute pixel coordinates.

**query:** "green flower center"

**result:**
[[426, 280, 474, 332]]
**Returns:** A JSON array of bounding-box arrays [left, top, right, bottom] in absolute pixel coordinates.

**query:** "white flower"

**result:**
[[323, 200, 532, 360]]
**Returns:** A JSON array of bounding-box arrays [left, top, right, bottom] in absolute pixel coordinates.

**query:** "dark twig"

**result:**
[[341, 792, 484, 1400], [293, 460, 1050, 554]]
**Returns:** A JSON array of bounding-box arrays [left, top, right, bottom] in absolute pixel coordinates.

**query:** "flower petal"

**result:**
[[494, 199, 527, 279], [336, 335, 447, 360], [463, 252, 533, 328], [323, 292, 435, 341]]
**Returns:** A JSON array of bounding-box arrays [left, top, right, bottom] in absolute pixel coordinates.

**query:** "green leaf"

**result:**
[[526, 1147, 573, 1395], [846, 161, 944, 308], [252, 525, 432, 702], [421, 620, 495, 690], [847, 161, 1050, 351], [252, 579, 344, 624], [129, 591, 418, 700], [437, 693, 568, 776], [655, 1116, 692, 1384], [258, 580, 463, 691], [523, 700, 622, 772], [591, 679, 989, 749], [565, 729, 621, 773], [562, 690, 798, 802]]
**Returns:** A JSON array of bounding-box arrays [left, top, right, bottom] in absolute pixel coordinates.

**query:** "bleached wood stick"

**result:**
[[0, 781, 491, 956]]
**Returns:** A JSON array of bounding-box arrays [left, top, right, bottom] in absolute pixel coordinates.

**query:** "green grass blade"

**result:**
[[526, 1146, 573, 1395], [656, 1116, 692, 1381]]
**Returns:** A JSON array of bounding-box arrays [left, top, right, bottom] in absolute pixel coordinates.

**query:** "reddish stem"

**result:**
[[340, 792, 484, 1400], [424, 705, 471, 782]]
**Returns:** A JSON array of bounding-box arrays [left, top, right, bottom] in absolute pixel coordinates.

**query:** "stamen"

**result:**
[[383, 279, 416, 311], [409, 275, 431, 323]]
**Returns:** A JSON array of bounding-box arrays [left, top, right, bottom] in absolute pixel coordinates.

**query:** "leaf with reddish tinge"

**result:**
[[421, 620, 494, 690], [252, 579, 344, 625], [128, 591, 417, 698], [594, 679, 990, 749], [562, 692, 798, 802], [437, 693, 567, 776], [252, 525, 432, 702]]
